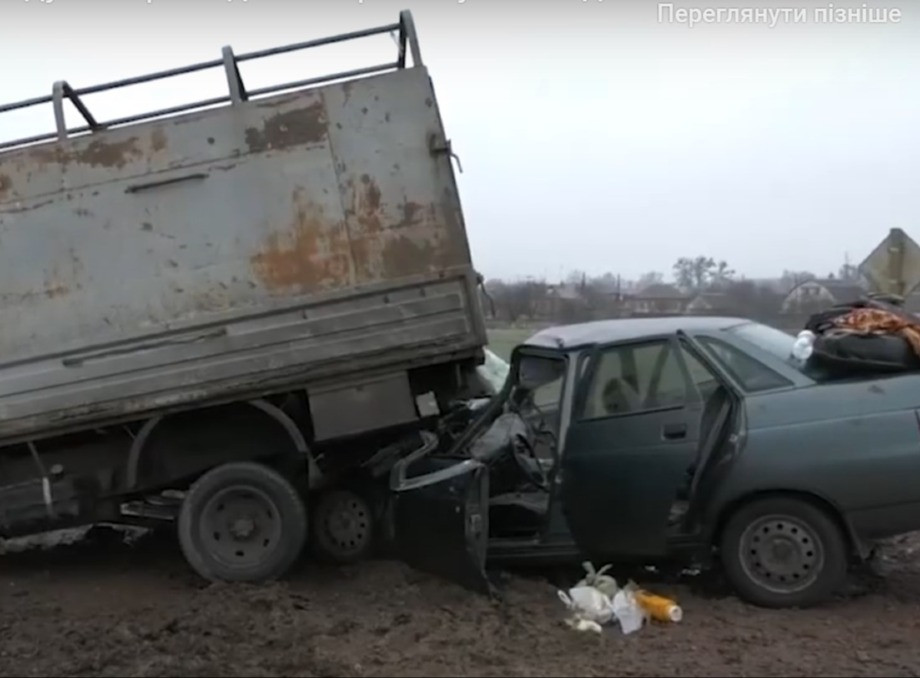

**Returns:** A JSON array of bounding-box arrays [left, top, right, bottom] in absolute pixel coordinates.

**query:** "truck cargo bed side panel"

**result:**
[[322, 70, 472, 285], [0, 67, 483, 441]]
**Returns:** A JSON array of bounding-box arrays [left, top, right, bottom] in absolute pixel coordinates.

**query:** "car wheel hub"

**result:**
[[323, 494, 371, 555], [738, 515, 824, 594]]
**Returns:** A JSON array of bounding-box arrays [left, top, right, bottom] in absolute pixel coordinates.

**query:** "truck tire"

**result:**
[[178, 461, 307, 582], [311, 489, 376, 564], [719, 496, 848, 609]]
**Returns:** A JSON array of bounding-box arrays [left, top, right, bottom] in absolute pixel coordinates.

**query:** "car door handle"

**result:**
[[662, 423, 687, 440]]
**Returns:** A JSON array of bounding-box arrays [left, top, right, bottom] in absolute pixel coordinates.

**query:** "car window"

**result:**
[[698, 337, 793, 392], [580, 340, 692, 420], [532, 373, 563, 410], [679, 345, 722, 400], [516, 354, 565, 410], [726, 322, 795, 362]]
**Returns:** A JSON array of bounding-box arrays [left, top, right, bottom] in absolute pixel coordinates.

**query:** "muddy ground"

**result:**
[[1, 528, 920, 677]]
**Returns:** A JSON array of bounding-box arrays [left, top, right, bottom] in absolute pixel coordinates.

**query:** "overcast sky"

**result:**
[[1, 0, 918, 284]]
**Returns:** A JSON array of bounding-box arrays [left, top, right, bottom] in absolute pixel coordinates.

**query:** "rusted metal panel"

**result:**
[[0, 89, 328, 207], [0, 66, 484, 442], [323, 69, 472, 285]]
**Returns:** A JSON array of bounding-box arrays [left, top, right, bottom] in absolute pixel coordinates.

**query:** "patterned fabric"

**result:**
[[833, 308, 920, 357]]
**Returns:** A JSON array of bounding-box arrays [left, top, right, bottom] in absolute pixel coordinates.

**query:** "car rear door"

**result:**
[[677, 331, 750, 502], [559, 336, 704, 558], [388, 433, 491, 593]]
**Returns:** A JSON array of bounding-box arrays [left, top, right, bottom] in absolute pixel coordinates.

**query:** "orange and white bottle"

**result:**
[[635, 591, 683, 623]]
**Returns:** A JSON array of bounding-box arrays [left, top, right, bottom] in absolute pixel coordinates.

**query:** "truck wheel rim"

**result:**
[[322, 493, 371, 557], [200, 485, 283, 569], [738, 514, 824, 595]]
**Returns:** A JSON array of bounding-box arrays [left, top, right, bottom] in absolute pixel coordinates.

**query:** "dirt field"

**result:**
[[1, 528, 920, 677]]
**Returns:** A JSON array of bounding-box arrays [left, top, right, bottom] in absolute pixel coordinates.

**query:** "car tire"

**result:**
[[719, 496, 848, 609], [178, 461, 308, 582], [311, 489, 376, 565]]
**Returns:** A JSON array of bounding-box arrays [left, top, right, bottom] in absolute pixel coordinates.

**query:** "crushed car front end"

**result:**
[[385, 341, 577, 590]]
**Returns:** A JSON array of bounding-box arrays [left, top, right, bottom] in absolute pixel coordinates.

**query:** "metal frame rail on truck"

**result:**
[[0, 10, 490, 581]]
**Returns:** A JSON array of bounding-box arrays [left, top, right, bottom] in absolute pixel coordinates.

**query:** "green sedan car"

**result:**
[[391, 316, 920, 608]]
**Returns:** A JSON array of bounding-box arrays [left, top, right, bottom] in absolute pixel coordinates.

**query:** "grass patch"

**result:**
[[486, 328, 534, 362]]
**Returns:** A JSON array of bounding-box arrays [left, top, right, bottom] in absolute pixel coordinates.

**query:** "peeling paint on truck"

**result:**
[[0, 47, 484, 442]]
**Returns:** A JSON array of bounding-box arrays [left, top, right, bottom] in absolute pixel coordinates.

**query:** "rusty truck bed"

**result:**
[[0, 12, 485, 443]]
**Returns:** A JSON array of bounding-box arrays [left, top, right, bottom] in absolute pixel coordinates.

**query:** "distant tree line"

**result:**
[[482, 256, 863, 325]]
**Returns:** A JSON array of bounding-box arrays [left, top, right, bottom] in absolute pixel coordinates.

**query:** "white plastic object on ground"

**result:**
[[575, 561, 619, 599], [564, 617, 604, 634], [612, 587, 646, 635], [557, 586, 615, 625]]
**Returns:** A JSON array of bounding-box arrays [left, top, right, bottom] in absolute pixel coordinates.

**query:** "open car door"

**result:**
[[559, 336, 709, 559], [388, 432, 491, 593], [675, 331, 747, 527]]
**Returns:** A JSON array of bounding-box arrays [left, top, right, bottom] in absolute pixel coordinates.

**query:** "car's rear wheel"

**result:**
[[720, 496, 848, 608]]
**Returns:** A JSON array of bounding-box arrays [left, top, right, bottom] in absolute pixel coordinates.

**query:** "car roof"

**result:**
[[523, 316, 751, 350]]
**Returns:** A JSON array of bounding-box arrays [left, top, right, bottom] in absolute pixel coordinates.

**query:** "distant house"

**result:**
[[746, 277, 788, 294], [685, 292, 731, 315], [625, 283, 689, 316], [535, 282, 589, 320], [591, 277, 627, 317], [780, 278, 866, 314]]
